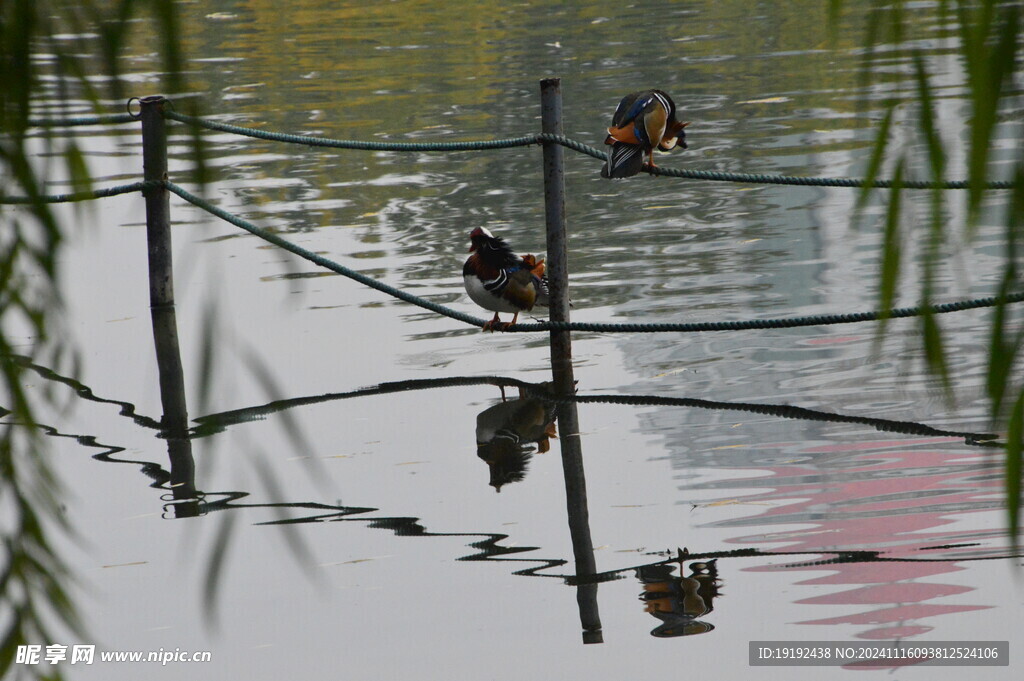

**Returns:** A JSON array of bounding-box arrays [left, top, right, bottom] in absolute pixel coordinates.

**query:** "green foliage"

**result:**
[[2, 2, 187, 678], [846, 0, 1023, 539]]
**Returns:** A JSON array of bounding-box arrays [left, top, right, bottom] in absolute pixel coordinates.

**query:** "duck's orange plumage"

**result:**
[[463, 228, 549, 331], [602, 90, 689, 179]]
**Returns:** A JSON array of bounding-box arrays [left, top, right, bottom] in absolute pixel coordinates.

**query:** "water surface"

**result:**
[[12, 0, 1023, 679]]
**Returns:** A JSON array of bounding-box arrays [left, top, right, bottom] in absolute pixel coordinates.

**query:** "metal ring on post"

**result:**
[[126, 97, 143, 119]]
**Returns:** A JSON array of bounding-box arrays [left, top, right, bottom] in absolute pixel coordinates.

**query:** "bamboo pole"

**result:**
[[140, 95, 197, 516], [539, 78, 602, 643], [139, 95, 173, 308], [539, 78, 574, 394]]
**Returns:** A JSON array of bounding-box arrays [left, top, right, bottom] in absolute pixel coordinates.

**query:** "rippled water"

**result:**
[[12, 0, 1024, 679]]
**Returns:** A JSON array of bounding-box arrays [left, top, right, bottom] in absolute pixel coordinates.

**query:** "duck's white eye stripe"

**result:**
[[479, 227, 495, 238]]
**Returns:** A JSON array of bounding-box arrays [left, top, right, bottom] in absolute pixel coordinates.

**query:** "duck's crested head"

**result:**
[[469, 226, 498, 252]]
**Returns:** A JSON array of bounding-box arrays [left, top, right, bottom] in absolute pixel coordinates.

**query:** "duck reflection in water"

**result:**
[[636, 555, 721, 637], [476, 384, 558, 492]]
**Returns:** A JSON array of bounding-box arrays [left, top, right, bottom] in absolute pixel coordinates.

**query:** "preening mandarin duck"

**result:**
[[635, 556, 720, 638], [601, 89, 689, 179], [463, 227, 549, 331]]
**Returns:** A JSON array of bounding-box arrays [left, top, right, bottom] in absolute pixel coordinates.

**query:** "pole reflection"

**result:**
[[149, 303, 199, 517], [15, 338, 1013, 647], [556, 394, 604, 644]]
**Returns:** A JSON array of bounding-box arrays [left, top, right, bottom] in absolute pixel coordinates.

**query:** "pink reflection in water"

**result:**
[[717, 436, 1005, 641]]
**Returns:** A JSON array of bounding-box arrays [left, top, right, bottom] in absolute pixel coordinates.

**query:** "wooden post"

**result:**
[[539, 78, 574, 395], [539, 79, 602, 643], [139, 95, 197, 516], [139, 95, 173, 308]]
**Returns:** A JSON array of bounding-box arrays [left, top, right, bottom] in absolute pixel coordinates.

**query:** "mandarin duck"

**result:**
[[475, 384, 558, 492], [601, 89, 689, 179], [463, 227, 549, 331], [635, 557, 720, 638]]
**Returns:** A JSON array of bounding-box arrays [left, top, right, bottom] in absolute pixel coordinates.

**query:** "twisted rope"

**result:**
[[5, 175, 1022, 333], [164, 110, 540, 152], [164, 181, 1024, 334], [165, 111, 1015, 190], [533, 134, 1017, 189], [14, 110, 1018, 189], [164, 181, 490, 327], [0, 181, 154, 204], [26, 113, 137, 127], [638, 163, 1015, 189]]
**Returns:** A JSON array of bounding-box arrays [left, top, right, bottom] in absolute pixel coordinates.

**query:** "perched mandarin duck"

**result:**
[[463, 227, 549, 331], [601, 89, 689, 179]]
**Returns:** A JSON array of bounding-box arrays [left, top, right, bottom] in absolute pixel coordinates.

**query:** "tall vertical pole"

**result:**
[[539, 79, 602, 644], [139, 95, 198, 516], [140, 95, 173, 309], [539, 78, 574, 395]]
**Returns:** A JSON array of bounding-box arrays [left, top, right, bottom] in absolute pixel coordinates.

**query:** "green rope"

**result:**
[[13, 110, 1018, 189], [5, 175, 1021, 333], [638, 163, 1015, 189], [164, 110, 539, 152], [164, 111, 1015, 190], [26, 114, 137, 127], [164, 181, 490, 327], [0, 181, 153, 204], [535, 293, 1024, 332], [537, 133, 1015, 189], [164, 180, 1024, 334]]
